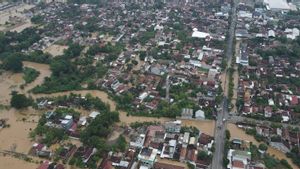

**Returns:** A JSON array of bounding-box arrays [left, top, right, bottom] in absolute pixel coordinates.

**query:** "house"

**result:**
[[89, 111, 100, 119], [227, 149, 251, 169], [238, 44, 249, 66], [282, 111, 290, 122], [75, 147, 97, 163], [31, 143, 52, 158], [37, 161, 50, 169], [37, 161, 65, 169], [195, 109, 205, 120], [130, 134, 146, 148], [61, 115, 73, 130], [138, 147, 158, 166], [264, 106, 273, 118], [268, 30, 275, 38], [192, 28, 210, 39], [181, 108, 193, 119], [164, 120, 182, 133], [99, 158, 113, 169], [161, 139, 177, 159]]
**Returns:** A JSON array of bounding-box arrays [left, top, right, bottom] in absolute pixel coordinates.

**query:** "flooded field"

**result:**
[[44, 44, 69, 57], [0, 4, 34, 32], [0, 72, 23, 104], [227, 123, 298, 169], [0, 61, 50, 105], [0, 108, 39, 153], [0, 156, 38, 169]]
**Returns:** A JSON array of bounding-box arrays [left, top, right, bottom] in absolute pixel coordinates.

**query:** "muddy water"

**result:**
[[22, 61, 51, 92], [157, 157, 188, 169], [182, 119, 215, 136], [0, 156, 38, 169], [0, 72, 23, 104], [0, 62, 51, 105], [227, 123, 298, 169], [0, 60, 215, 169], [0, 108, 39, 153]]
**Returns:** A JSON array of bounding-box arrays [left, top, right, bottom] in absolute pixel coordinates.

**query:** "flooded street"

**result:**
[[227, 123, 298, 169]]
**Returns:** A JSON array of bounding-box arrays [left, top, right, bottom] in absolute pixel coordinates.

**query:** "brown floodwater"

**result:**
[[0, 108, 39, 153], [0, 61, 51, 105], [0, 72, 23, 104], [0, 156, 38, 169], [227, 123, 298, 169], [22, 61, 51, 92], [0, 60, 216, 169]]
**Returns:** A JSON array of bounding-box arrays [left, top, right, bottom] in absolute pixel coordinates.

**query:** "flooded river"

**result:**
[[22, 61, 51, 92], [0, 61, 217, 169], [227, 123, 298, 169], [33, 90, 216, 136]]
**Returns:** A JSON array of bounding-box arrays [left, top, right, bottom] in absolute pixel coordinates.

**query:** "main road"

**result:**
[[211, 0, 237, 169]]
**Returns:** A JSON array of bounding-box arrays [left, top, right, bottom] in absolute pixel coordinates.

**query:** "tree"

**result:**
[[30, 15, 44, 24], [3, 54, 23, 72], [259, 143, 268, 151], [197, 151, 211, 161], [225, 130, 231, 140], [114, 135, 127, 152], [10, 92, 32, 109]]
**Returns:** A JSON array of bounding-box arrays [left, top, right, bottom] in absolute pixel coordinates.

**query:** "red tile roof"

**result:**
[[232, 160, 244, 168], [37, 161, 50, 169]]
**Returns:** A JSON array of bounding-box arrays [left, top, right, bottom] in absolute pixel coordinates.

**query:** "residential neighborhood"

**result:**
[[0, 0, 299, 169]]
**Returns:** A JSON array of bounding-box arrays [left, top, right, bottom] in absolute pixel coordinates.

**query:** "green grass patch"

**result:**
[[23, 67, 40, 84]]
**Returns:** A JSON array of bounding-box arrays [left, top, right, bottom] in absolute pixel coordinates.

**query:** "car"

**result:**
[[223, 118, 226, 122]]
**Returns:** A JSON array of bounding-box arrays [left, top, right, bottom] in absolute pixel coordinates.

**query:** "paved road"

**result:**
[[211, 0, 237, 169]]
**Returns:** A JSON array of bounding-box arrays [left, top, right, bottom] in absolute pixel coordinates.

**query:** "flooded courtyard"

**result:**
[[44, 44, 69, 57]]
